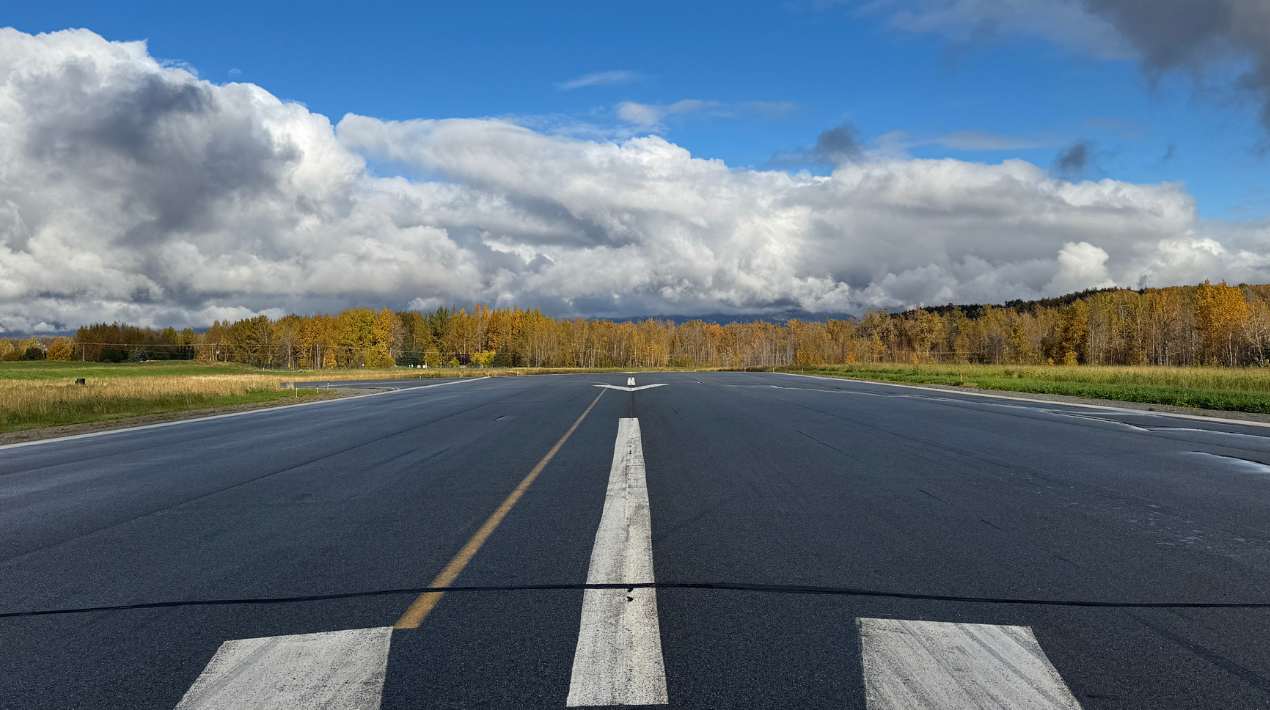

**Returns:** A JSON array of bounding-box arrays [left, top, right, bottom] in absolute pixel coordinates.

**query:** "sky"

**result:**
[[2, 1, 1270, 332]]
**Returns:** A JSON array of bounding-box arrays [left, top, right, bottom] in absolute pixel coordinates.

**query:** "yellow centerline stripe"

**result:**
[[393, 388, 607, 629]]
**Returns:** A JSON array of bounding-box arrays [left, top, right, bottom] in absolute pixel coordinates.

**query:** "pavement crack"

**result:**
[[7, 581, 1270, 620], [917, 488, 946, 504], [796, 429, 851, 457], [1132, 613, 1270, 694]]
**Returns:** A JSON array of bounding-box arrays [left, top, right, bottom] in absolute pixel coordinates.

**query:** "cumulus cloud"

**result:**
[[1046, 241, 1114, 293], [0, 28, 1266, 332]]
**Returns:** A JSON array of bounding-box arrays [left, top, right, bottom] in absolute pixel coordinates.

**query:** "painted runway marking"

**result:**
[[567, 417, 668, 706], [1043, 411, 1153, 432], [719, 383, 892, 396], [1185, 451, 1270, 474], [782, 371, 1270, 431], [175, 627, 392, 710], [858, 618, 1081, 709], [627, 376, 637, 386], [394, 389, 606, 629], [593, 383, 666, 392], [1155, 427, 1270, 441]]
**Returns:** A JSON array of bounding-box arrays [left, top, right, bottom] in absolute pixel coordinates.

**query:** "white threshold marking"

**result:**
[[567, 417, 668, 706], [175, 627, 392, 710], [627, 376, 637, 386], [0, 376, 491, 452], [859, 618, 1081, 709]]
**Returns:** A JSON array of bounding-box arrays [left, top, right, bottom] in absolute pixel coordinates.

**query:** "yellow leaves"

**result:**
[[50, 282, 1270, 370], [1194, 281, 1251, 365], [46, 337, 75, 361]]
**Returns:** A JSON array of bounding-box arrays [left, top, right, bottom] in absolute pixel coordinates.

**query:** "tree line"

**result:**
[[7, 281, 1270, 368]]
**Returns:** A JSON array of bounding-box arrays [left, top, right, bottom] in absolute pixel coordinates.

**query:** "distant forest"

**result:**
[[6, 281, 1270, 368]]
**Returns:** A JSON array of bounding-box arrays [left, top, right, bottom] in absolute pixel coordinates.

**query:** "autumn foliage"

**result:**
[[5, 282, 1270, 369]]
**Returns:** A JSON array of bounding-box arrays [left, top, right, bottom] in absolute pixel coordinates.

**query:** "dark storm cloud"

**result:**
[[1082, 0, 1270, 133], [19, 62, 297, 244], [813, 122, 863, 164], [1054, 140, 1093, 178], [768, 121, 862, 167]]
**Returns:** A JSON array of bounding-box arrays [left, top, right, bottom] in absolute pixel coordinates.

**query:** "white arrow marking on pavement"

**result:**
[[567, 417, 668, 706], [175, 627, 392, 710], [858, 618, 1081, 709], [592, 384, 667, 392]]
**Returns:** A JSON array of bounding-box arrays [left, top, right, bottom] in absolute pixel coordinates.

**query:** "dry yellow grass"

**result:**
[[0, 374, 325, 433], [0, 362, 620, 433]]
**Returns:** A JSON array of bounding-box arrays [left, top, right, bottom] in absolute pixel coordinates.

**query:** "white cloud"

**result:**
[[1046, 241, 1114, 293], [861, 0, 1130, 59], [614, 98, 797, 131], [615, 99, 719, 128], [0, 28, 1265, 332], [557, 70, 642, 91]]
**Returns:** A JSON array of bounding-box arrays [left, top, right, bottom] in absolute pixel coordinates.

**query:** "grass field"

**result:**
[[0, 361, 656, 434], [0, 360, 665, 381], [12, 359, 1266, 434], [0, 361, 425, 434], [780, 363, 1270, 413]]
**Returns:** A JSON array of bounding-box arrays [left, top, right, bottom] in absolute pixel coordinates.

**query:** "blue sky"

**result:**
[[8, 1, 1267, 219]]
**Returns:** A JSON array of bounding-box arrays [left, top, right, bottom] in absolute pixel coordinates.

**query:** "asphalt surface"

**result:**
[[3, 371, 1270, 708]]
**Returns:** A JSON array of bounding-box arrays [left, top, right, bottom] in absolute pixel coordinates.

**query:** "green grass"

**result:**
[[777, 363, 1270, 414], [0, 360, 268, 380]]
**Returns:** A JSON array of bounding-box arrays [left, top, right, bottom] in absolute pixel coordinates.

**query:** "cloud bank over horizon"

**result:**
[[1, 28, 1268, 333]]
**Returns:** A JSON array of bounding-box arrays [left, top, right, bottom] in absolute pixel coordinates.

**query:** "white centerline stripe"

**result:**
[[567, 417, 668, 706], [175, 627, 392, 710], [859, 618, 1081, 709]]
